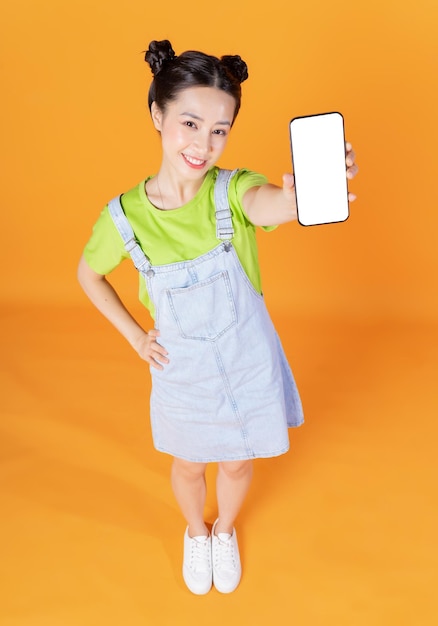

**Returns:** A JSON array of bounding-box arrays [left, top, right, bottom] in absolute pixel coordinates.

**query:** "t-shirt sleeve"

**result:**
[[230, 169, 278, 232], [82, 205, 129, 275]]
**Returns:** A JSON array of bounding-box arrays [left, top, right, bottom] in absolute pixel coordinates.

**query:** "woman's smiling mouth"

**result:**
[[182, 153, 207, 169]]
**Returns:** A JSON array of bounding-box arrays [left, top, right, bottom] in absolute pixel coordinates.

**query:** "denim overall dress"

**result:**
[[108, 169, 304, 463]]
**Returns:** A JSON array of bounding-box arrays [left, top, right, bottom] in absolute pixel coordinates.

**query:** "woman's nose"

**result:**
[[193, 131, 211, 154]]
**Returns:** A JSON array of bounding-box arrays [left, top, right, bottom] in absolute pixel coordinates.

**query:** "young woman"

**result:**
[[77, 39, 358, 595]]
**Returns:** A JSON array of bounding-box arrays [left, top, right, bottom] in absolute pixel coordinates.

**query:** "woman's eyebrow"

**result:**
[[180, 112, 231, 126]]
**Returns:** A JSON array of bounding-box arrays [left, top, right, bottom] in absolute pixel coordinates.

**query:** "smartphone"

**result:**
[[289, 112, 349, 226]]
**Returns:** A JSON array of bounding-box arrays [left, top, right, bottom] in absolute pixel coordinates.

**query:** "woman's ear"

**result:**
[[151, 102, 163, 132]]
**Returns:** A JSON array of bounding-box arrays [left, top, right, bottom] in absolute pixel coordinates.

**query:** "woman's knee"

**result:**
[[218, 459, 253, 479], [172, 457, 207, 480]]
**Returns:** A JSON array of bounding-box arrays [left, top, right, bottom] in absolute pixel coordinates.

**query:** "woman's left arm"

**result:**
[[242, 143, 359, 227]]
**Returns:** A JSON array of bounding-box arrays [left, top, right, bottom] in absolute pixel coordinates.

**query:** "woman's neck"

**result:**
[[146, 168, 208, 210]]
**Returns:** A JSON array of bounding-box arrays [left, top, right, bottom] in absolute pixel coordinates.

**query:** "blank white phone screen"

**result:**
[[290, 112, 349, 226]]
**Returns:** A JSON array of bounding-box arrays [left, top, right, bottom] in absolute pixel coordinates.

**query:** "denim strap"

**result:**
[[214, 169, 238, 241], [107, 196, 152, 275]]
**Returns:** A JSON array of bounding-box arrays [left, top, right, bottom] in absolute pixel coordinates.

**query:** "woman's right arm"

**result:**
[[77, 255, 169, 369]]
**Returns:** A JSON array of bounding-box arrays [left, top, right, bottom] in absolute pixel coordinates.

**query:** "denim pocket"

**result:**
[[166, 271, 237, 341]]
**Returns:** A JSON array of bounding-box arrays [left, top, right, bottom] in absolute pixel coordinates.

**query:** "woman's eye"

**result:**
[[184, 121, 196, 128], [213, 129, 227, 136]]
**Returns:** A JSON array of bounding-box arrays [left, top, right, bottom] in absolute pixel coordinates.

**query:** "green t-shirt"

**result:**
[[83, 167, 274, 318]]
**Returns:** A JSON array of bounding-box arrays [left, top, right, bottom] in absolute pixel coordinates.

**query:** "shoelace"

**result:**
[[214, 537, 236, 571], [190, 539, 211, 572]]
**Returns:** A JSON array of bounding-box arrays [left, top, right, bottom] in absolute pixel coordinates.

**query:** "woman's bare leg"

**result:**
[[171, 457, 209, 537], [215, 460, 253, 534]]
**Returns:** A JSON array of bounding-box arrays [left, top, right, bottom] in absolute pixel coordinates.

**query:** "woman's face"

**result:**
[[151, 86, 236, 180]]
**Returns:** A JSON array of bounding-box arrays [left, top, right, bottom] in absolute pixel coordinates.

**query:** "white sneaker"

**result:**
[[212, 519, 242, 593], [182, 528, 212, 595]]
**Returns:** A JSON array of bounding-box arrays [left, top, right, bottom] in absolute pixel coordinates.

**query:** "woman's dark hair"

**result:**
[[144, 40, 248, 124]]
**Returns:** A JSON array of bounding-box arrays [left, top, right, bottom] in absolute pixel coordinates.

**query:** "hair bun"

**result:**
[[220, 55, 249, 84], [145, 40, 176, 76]]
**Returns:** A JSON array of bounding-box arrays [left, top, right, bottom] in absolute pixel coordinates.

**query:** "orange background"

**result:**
[[1, 1, 437, 625]]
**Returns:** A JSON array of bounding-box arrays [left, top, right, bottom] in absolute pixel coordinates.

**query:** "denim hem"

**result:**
[[153, 443, 292, 464]]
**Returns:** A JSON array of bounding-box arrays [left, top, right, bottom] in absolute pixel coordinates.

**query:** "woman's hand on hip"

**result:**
[[134, 329, 169, 370]]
